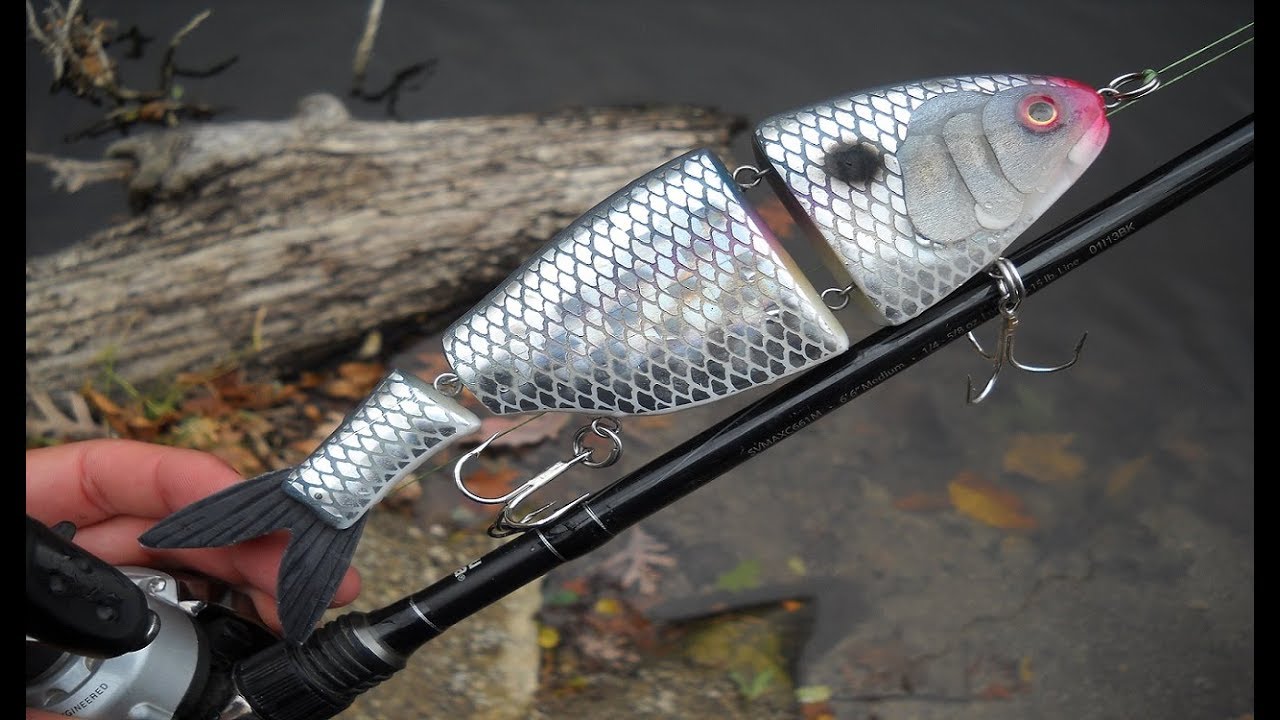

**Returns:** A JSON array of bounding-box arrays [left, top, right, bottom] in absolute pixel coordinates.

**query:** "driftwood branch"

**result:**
[[26, 93, 744, 406], [26, 152, 133, 192]]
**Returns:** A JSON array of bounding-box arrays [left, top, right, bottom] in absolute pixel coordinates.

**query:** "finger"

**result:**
[[71, 516, 362, 607], [244, 584, 283, 635], [26, 439, 244, 528]]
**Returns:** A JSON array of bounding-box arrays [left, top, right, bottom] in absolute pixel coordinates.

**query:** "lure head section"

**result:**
[[755, 74, 1109, 325]]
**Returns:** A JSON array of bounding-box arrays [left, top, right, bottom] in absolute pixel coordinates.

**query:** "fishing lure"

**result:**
[[140, 72, 1110, 644]]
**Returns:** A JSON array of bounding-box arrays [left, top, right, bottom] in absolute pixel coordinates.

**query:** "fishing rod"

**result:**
[[209, 113, 1251, 720]]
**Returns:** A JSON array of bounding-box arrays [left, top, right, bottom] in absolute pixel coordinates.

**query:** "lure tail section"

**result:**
[[138, 469, 369, 644], [139, 369, 480, 643]]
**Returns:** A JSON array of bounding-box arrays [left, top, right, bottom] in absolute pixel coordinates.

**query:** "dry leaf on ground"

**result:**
[[1107, 455, 1150, 497], [948, 471, 1038, 531], [459, 465, 521, 501], [1003, 432, 1086, 484], [323, 361, 386, 399], [597, 526, 677, 596], [893, 491, 951, 513], [464, 414, 572, 449]]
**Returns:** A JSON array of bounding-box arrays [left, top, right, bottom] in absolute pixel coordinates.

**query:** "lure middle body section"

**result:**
[[442, 149, 849, 417], [140, 71, 1109, 645]]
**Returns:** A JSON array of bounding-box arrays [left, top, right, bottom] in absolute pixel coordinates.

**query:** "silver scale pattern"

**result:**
[[755, 74, 1068, 325], [282, 370, 481, 529], [443, 149, 849, 417]]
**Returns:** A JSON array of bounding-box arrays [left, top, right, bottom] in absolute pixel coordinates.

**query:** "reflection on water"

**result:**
[[27, 1, 1252, 718]]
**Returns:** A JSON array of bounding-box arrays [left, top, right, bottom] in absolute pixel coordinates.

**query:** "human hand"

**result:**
[[25, 438, 363, 639]]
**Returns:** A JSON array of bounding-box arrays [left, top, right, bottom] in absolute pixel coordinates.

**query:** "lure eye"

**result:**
[[1019, 95, 1060, 131]]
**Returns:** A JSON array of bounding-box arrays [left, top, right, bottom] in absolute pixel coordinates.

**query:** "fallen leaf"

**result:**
[[178, 394, 234, 417], [209, 444, 266, 477], [83, 387, 125, 418], [134, 100, 166, 122], [464, 414, 572, 449], [798, 686, 836, 720], [380, 479, 423, 515], [893, 491, 951, 513], [715, 559, 762, 592], [1003, 432, 1086, 484], [1107, 456, 1150, 497], [574, 630, 639, 667], [786, 556, 807, 576], [356, 330, 382, 359], [323, 362, 386, 399], [781, 600, 804, 613], [561, 577, 590, 596], [338, 361, 386, 383], [1018, 656, 1034, 685], [948, 472, 1037, 531], [290, 411, 345, 456], [978, 683, 1015, 700], [795, 685, 832, 704], [323, 378, 369, 400], [195, 368, 300, 410], [597, 526, 676, 595], [538, 625, 561, 649], [297, 371, 326, 389], [1163, 437, 1208, 464], [458, 465, 521, 500], [168, 415, 224, 448]]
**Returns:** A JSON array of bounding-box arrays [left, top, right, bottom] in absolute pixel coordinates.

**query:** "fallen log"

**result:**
[[26, 93, 744, 408]]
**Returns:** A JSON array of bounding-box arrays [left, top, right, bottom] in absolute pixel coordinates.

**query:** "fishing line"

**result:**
[[1107, 20, 1254, 116]]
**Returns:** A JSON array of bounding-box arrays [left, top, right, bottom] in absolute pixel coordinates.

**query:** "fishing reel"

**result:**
[[25, 515, 279, 719]]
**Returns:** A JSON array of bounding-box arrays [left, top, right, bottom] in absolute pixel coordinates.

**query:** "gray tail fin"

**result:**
[[138, 469, 367, 644]]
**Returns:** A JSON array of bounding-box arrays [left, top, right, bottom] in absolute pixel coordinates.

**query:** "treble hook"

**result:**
[[453, 418, 622, 537], [965, 258, 1087, 405]]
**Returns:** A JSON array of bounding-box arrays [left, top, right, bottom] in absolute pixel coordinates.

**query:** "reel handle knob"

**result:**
[[26, 515, 157, 659]]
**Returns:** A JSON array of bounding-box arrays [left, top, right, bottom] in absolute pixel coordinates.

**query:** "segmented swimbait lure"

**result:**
[[141, 72, 1109, 644]]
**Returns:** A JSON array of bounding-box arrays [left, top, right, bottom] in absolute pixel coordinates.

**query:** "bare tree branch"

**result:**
[[352, 0, 385, 95]]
